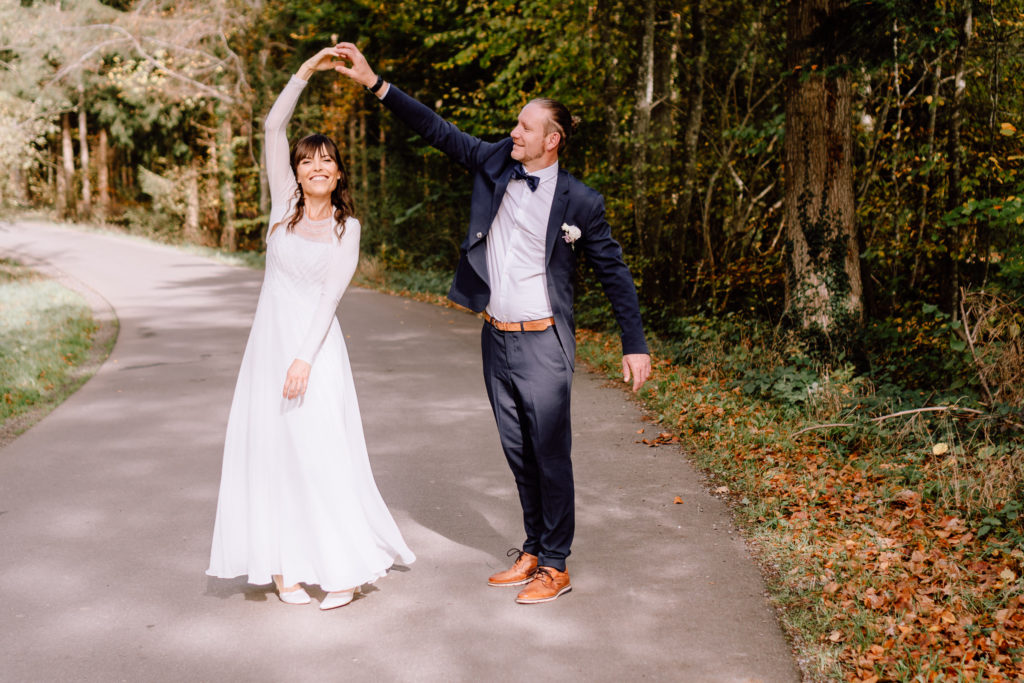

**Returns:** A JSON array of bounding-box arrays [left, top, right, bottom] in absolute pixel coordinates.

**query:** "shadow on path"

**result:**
[[0, 221, 799, 682]]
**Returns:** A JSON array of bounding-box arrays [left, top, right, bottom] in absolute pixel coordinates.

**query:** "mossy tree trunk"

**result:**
[[184, 162, 201, 244], [96, 127, 110, 220], [783, 0, 863, 358], [59, 113, 75, 219], [77, 87, 91, 219], [218, 117, 238, 251]]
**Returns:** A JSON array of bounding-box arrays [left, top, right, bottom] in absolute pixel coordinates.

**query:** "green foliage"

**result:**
[[1, 0, 1023, 401]]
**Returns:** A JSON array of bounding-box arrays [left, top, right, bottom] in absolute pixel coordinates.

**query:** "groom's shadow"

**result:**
[[342, 291, 531, 566]]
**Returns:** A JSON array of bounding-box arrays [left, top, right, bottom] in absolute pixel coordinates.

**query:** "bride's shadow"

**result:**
[[204, 565, 412, 601]]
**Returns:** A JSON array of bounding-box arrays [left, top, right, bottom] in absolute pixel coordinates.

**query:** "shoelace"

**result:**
[[532, 567, 556, 584]]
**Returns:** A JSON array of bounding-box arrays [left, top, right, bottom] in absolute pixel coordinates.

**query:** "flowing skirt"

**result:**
[[207, 283, 415, 591]]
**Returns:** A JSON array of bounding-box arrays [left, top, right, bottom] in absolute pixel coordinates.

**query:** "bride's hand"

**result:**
[[283, 359, 312, 399], [297, 46, 344, 81]]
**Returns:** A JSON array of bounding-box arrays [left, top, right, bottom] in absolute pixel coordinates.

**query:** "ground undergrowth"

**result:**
[[359, 264, 1024, 682]]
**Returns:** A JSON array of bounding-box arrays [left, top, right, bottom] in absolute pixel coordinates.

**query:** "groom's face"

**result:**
[[511, 103, 555, 166]]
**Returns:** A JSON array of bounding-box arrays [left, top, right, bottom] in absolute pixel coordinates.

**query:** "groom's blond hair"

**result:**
[[528, 98, 578, 153]]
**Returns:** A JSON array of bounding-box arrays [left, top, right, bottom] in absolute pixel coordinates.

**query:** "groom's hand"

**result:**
[[622, 353, 651, 393], [334, 42, 378, 89]]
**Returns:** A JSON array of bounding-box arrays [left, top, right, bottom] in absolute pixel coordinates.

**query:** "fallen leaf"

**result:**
[[863, 588, 886, 609]]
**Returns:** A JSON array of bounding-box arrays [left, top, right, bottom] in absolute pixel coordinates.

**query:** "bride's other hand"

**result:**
[[283, 359, 311, 399], [296, 46, 344, 81], [334, 42, 377, 89]]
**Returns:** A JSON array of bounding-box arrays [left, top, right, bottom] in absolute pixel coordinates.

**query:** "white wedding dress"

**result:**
[[206, 75, 415, 592]]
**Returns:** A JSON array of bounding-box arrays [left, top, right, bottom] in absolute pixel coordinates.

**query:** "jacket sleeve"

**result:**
[[578, 195, 649, 356], [294, 218, 361, 364], [379, 84, 503, 172]]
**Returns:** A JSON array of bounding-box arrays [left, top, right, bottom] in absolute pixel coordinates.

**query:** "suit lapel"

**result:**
[[490, 166, 515, 228], [545, 170, 571, 264], [466, 164, 517, 287]]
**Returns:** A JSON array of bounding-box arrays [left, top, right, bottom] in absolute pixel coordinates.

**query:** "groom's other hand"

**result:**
[[622, 353, 652, 393], [334, 42, 377, 88]]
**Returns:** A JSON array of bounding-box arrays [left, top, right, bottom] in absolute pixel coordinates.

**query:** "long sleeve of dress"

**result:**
[[264, 75, 307, 224], [294, 218, 362, 365]]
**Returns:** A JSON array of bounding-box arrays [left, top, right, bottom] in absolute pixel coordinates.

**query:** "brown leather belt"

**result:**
[[483, 312, 555, 332]]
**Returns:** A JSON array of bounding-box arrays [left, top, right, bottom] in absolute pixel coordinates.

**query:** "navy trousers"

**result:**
[[481, 324, 574, 571]]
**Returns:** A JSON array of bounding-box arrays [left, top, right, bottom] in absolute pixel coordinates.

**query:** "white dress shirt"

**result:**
[[485, 161, 559, 322]]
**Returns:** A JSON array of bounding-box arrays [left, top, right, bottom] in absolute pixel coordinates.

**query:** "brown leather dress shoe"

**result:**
[[487, 548, 538, 586], [515, 566, 571, 604]]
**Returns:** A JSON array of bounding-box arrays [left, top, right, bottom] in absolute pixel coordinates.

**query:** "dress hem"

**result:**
[[205, 555, 414, 593]]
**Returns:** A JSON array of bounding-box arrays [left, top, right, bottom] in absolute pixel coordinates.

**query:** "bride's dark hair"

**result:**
[[277, 133, 355, 239]]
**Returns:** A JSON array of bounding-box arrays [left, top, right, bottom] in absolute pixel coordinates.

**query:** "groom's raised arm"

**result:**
[[335, 43, 501, 172]]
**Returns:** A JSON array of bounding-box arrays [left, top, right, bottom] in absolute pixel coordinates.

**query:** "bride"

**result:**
[[206, 45, 415, 610]]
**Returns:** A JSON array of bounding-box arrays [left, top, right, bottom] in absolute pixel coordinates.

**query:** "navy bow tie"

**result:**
[[510, 165, 539, 192]]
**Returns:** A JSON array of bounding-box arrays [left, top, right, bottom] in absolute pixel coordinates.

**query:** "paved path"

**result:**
[[0, 221, 799, 682]]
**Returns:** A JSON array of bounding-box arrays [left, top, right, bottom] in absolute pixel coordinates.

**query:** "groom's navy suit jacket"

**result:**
[[381, 85, 648, 367]]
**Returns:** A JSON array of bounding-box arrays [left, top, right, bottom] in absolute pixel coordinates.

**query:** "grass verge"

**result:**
[[0, 258, 115, 446]]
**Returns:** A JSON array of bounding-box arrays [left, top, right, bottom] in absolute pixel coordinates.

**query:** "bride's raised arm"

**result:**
[[264, 47, 346, 224]]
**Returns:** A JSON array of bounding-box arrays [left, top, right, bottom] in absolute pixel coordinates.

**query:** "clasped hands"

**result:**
[[297, 43, 380, 90], [298, 43, 654, 395]]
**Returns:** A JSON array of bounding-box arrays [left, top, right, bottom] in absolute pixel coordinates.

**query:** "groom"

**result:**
[[336, 43, 651, 604]]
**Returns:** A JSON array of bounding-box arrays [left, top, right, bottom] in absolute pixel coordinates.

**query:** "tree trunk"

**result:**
[[60, 113, 75, 219], [218, 118, 238, 251], [97, 127, 110, 219], [911, 60, 942, 289], [677, 0, 707, 278], [348, 118, 358, 210], [941, 1, 972, 312], [378, 126, 387, 232], [783, 0, 863, 357], [359, 111, 368, 219], [632, 0, 656, 259], [183, 163, 201, 244], [77, 87, 91, 219]]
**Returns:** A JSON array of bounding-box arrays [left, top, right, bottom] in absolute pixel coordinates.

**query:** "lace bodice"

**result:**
[[264, 76, 361, 364], [294, 214, 337, 243]]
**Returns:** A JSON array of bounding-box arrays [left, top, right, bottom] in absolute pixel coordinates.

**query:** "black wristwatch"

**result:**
[[366, 75, 385, 95]]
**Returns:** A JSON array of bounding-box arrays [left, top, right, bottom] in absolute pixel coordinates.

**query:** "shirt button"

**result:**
[[476, 232, 483, 239]]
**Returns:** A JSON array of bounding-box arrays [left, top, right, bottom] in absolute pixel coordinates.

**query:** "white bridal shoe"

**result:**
[[273, 577, 311, 605], [319, 589, 356, 611]]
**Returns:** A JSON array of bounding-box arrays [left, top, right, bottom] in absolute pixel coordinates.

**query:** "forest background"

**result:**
[[2, 0, 1024, 679]]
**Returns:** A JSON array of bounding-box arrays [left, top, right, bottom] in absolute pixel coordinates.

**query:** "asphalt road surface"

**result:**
[[0, 220, 800, 682]]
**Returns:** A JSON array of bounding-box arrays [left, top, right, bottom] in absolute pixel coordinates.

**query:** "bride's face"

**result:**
[[296, 147, 341, 198]]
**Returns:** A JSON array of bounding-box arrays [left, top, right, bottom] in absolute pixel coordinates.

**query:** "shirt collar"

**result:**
[[525, 161, 559, 183]]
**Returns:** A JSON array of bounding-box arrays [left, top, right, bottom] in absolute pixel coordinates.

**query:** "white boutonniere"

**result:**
[[561, 223, 582, 244]]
